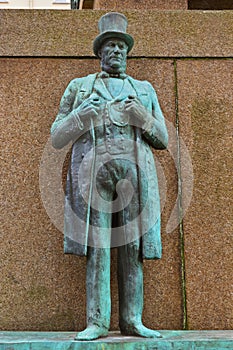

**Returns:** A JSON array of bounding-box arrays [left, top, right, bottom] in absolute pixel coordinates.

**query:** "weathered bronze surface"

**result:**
[[51, 12, 168, 341]]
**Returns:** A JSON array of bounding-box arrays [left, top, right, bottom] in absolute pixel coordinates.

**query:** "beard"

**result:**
[[100, 55, 127, 74]]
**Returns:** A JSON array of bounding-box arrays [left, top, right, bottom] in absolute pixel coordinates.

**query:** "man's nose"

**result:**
[[113, 45, 121, 53]]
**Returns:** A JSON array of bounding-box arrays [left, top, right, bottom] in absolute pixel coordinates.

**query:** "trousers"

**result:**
[[86, 156, 145, 330]]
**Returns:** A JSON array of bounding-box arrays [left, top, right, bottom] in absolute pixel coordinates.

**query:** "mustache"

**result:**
[[110, 53, 123, 59]]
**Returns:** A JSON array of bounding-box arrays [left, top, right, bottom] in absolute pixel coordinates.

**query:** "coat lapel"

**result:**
[[94, 78, 112, 100], [94, 77, 137, 102]]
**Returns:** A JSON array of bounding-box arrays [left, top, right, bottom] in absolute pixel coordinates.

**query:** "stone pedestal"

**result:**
[[0, 331, 232, 350]]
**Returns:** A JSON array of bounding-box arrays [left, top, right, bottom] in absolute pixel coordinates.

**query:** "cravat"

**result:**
[[98, 71, 128, 79]]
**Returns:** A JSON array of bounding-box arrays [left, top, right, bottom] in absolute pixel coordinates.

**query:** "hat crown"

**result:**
[[98, 12, 128, 35], [93, 12, 134, 57]]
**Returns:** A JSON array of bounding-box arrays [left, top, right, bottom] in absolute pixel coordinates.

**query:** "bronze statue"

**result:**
[[51, 12, 168, 340]]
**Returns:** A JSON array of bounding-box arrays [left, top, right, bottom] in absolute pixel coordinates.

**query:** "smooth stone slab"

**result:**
[[0, 10, 232, 57], [177, 60, 233, 330], [96, 0, 188, 10], [0, 331, 232, 350]]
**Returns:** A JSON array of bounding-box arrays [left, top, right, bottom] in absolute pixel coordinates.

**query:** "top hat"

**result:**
[[93, 12, 134, 57]]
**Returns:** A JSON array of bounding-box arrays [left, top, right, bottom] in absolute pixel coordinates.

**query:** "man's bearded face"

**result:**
[[99, 38, 128, 73]]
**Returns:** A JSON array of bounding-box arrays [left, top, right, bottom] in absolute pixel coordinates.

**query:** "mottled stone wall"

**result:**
[[96, 0, 188, 10], [0, 10, 232, 332], [178, 60, 233, 329], [1, 10, 232, 57]]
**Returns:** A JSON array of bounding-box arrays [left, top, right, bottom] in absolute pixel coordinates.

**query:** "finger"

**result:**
[[125, 101, 137, 109], [91, 109, 98, 116], [130, 97, 140, 104], [91, 100, 100, 105], [85, 106, 99, 114], [125, 101, 135, 108], [125, 99, 134, 105], [92, 106, 101, 115], [84, 108, 98, 117], [124, 104, 132, 110], [79, 101, 88, 109], [91, 100, 101, 107], [84, 97, 98, 106], [92, 105, 100, 112]]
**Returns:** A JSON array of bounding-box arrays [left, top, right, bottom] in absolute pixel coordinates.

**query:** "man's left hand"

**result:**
[[124, 95, 148, 124]]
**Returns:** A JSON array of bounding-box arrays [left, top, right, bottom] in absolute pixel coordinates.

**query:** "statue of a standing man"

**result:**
[[51, 12, 168, 340]]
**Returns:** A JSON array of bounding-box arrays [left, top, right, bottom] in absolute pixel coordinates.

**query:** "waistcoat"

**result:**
[[93, 77, 137, 155]]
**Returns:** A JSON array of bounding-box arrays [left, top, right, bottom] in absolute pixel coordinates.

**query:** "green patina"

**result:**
[[50, 12, 168, 341]]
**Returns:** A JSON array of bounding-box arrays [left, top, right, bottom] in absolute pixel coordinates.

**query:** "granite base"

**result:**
[[0, 330, 232, 349]]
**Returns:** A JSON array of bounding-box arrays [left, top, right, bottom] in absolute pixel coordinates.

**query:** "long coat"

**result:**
[[51, 73, 168, 259]]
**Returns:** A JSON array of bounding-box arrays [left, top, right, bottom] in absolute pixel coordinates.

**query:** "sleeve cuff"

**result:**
[[142, 117, 154, 134], [71, 110, 84, 130]]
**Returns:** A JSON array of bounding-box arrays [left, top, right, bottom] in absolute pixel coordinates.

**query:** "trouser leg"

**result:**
[[86, 245, 111, 330], [114, 163, 143, 330], [85, 157, 114, 330], [117, 239, 143, 330], [86, 202, 112, 331]]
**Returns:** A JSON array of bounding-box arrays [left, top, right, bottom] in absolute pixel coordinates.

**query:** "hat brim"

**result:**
[[93, 31, 134, 57]]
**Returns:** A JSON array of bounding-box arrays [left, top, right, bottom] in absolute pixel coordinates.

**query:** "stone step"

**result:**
[[0, 330, 232, 349]]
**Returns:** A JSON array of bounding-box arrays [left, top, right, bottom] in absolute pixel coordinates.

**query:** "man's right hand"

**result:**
[[51, 94, 100, 149], [75, 95, 100, 120]]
